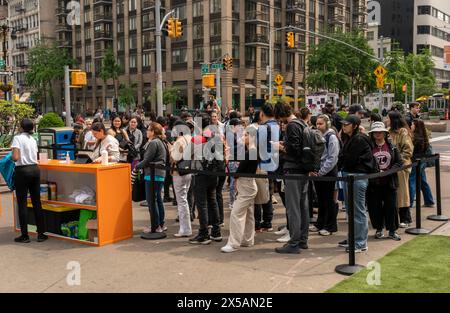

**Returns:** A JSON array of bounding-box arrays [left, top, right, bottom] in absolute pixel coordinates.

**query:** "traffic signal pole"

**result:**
[[64, 65, 71, 127], [155, 0, 175, 117]]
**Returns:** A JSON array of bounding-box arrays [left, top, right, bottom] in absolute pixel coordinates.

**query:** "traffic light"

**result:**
[[167, 17, 175, 38], [175, 19, 183, 38], [285, 32, 295, 49], [223, 56, 233, 71]]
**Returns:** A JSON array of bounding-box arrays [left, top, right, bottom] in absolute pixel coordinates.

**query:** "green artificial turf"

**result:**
[[327, 235, 450, 293]]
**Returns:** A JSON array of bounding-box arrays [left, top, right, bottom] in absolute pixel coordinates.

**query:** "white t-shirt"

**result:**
[[11, 133, 38, 166], [84, 131, 97, 149]]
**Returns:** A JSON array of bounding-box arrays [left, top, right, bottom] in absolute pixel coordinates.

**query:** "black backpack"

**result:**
[[291, 119, 326, 172]]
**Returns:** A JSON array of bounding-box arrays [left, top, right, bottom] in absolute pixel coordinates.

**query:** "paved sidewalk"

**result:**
[[0, 168, 449, 293]]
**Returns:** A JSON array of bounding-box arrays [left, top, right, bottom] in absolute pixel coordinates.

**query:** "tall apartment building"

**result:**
[[8, 0, 58, 99], [71, 0, 367, 113], [377, 0, 450, 88]]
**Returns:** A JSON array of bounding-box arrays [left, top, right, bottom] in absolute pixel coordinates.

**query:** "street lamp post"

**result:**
[[1, 24, 13, 101]]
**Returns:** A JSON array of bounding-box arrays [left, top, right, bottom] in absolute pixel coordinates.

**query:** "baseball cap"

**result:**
[[349, 104, 366, 115], [341, 114, 361, 126]]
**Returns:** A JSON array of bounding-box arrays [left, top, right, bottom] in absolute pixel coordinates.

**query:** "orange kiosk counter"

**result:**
[[13, 160, 133, 247]]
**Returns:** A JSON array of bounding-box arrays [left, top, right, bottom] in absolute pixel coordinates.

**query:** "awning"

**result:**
[[245, 84, 256, 89], [297, 86, 305, 91], [285, 86, 294, 91], [18, 92, 31, 103], [260, 84, 268, 90]]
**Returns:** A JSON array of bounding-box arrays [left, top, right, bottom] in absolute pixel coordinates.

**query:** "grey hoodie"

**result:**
[[318, 129, 340, 177]]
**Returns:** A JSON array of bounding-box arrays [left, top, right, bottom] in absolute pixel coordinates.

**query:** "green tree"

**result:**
[[149, 87, 181, 112], [384, 47, 405, 101], [100, 48, 122, 100], [0, 101, 34, 147], [25, 41, 74, 112], [118, 82, 138, 112], [307, 31, 377, 102], [399, 50, 436, 99]]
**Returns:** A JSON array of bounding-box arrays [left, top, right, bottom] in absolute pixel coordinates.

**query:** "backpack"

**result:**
[[291, 119, 326, 172]]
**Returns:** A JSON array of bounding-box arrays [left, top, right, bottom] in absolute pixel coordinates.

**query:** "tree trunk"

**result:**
[[48, 82, 56, 113], [42, 83, 47, 113]]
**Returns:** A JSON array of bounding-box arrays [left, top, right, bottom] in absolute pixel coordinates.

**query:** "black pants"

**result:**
[[164, 171, 173, 200], [399, 207, 412, 224], [195, 175, 219, 236], [367, 184, 399, 232], [14, 165, 45, 236], [314, 180, 338, 232], [215, 175, 226, 224], [188, 175, 195, 218]]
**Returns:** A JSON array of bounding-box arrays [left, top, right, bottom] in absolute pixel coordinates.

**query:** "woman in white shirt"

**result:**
[[91, 122, 120, 163], [83, 119, 97, 150], [11, 119, 47, 243]]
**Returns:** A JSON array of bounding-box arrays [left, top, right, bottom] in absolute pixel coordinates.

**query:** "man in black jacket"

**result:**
[[405, 102, 420, 128], [273, 102, 310, 254]]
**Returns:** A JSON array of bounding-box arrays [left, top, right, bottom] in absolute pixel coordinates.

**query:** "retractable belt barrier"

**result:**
[[38, 145, 448, 276]]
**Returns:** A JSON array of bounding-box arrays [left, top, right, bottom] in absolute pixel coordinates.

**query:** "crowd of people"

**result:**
[[11, 101, 435, 256]]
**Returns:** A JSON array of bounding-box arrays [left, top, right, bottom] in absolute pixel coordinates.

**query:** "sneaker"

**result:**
[[37, 234, 48, 242], [299, 243, 309, 250], [274, 227, 288, 236], [14, 235, 30, 243], [318, 229, 332, 236], [423, 203, 435, 208], [346, 246, 368, 253], [189, 234, 212, 245], [275, 244, 301, 254], [174, 233, 192, 238], [221, 245, 238, 253], [219, 223, 225, 228], [338, 239, 349, 248], [399, 223, 409, 228], [389, 232, 402, 241], [272, 198, 278, 205], [210, 231, 223, 242], [374, 230, 385, 239], [161, 225, 168, 232], [277, 233, 291, 243], [143, 226, 152, 234], [309, 225, 319, 232], [261, 227, 273, 232], [155, 226, 164, 233]]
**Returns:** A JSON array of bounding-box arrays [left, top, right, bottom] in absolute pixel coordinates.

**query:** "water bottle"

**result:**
[[65, 151, 70, 164], [101, 150, 109, 166]]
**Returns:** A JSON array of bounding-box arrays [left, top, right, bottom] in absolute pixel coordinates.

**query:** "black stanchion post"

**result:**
[[428, 155, 450, 221], [142, 164, 167, 240], [335, 174, 364, 276], [406, 159, 430, 235]]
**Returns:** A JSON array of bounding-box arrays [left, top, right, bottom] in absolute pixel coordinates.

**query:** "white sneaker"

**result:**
[[399, 223, 409, 228], [274, 227, 288, 236], [319, 229, 332, 236], [277, 233, 291, 243], [143, 226, 152, 234], [221, 245, 238, 253], [272, 198, 278, 204], [309, 225, 319, 232], [155, 226, 163, 233]]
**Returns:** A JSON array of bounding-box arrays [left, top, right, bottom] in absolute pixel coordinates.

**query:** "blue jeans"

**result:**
[[145, 181, 165, 231], [343, 173, 369, 249], [409, 163, 434, 208]]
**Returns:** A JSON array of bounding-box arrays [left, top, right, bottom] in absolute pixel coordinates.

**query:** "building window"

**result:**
[[210, 0, 221, 14], [193, 24, 203, 39], [129, 16, 136, 31], [232, 0, 239, 13], [117, 19, 124, 33], [84, 10, 91, 23], [232, 20, 239, 36], [432, 45, 444, 58], [129, 35, 137, 49], [193, 46, 204, 61], [143, 53, 151, 67], [193, 1, 203, 17], [172, 49, 187, 63], [232, 43, 239, 59], [117, 37, 124, 51], [417, 44, 430, 53], [261, 48, 268, 66], [367, 31, 374, 41], [418, 5, 430, 15], [211, 44, 222, 59], [210, 21, 221, 37], [245, 46, 256, 62], [85, 45, 91, 56], [417, 25, 430, 34], [174, 6, 186, 20], [130, 55, 137, 68], [86, 61, 92, 73], [129, 0, 136, 11], [309, 0, 315, 15]]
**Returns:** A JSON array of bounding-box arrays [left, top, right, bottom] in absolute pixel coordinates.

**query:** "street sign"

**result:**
[[374, 65, 387, 77], [0, 71, 13, 76], [0, 60, 5, 68], [211, 63, 223, 70], [201, 64, 209, 75], [275, 74, 284, 85], [277, 85, 283, 95], [376, 76, 385, 89]]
